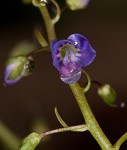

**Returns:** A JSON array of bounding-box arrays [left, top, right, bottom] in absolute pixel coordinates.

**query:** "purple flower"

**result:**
[[51, 33, 96, 84]]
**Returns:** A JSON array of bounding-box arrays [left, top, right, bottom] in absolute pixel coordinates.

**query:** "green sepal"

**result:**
[[18, 132, 41, 150], [6, 57, 28, 80]]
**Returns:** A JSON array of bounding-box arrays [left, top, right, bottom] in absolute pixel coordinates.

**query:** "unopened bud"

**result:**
[[66, 0, 90, 11], [18, 132, 41, 150], [4, 56, 34, 85], [97, 84, 117, 107]]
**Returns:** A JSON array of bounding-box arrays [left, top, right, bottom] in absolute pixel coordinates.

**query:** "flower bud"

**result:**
[[4, 56, 34, 85], [66, 0, 90, 11], [97, 84, 117, 107], [32, 0, 48, 7], [18, 132, 41, 150]]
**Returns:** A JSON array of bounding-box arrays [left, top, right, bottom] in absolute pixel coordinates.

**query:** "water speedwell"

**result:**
[[51, 33, 96, 84]]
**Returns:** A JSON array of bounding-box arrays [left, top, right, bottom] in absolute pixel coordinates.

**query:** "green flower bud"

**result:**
[[18, 132, 41, 150], [66, 0, 90, 11], [97, 84, 117, 107], [4, 56, 34, 85]]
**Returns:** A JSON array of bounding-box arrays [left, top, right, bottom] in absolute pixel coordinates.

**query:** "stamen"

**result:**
[[70, 50, 77, 62], [63, 50, 69, 66]]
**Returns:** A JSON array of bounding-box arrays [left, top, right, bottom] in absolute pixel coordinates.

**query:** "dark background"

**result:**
[[0, 0, 127, 149]]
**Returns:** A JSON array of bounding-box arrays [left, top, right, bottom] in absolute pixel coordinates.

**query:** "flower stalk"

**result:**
[[32, 0, 56, 43], [69, 82, 112, 150], [38, 5, 56, 43], [113, 132, 127, 150], [41, 124, 87, 138]]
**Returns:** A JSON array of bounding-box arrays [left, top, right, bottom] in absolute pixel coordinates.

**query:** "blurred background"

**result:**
[[0, 0, 127, 149]]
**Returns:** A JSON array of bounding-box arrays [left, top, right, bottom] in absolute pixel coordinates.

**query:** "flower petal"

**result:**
[[4, 64, 23, 85], [60, 69, 82, 84], [78, 45, 96, 67], [68, 33, 96, 67], [68, 34, 88, 49], [51, 40, 71, 70]]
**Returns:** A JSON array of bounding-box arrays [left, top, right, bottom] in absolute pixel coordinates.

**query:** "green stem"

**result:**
[[0, 121, 20, 150], [41, 124, 87, 138], [27, 46, 50, 57], [113, 132, 127, 150], [69, 82, 112, 150], [51, 0, 61, 24], [82, 69, 91, 93], [39, 6, 56, 43]]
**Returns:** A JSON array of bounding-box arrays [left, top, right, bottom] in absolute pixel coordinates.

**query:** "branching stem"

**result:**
[[69, 83, 113, 150], [40, 124, 87, 138]]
